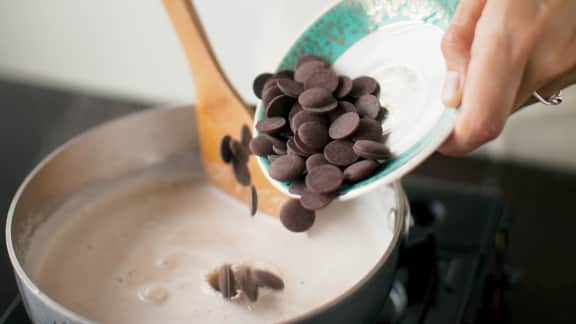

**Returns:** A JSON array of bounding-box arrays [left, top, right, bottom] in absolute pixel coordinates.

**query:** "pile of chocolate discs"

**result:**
[[249, 54, 392, 233]]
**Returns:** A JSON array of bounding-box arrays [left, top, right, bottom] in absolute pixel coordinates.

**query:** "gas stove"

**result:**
[[378, 177, 512, 324], [1, 175, 511, 324]]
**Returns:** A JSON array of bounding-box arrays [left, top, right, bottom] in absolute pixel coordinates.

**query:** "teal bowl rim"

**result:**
[[254, 0, 459, 200]]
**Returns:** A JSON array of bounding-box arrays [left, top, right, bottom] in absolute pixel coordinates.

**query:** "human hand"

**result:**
[[439, 0, 576, 156]]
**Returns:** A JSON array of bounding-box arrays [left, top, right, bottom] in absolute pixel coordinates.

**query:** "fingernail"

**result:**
[[442, 71, 460, 108]]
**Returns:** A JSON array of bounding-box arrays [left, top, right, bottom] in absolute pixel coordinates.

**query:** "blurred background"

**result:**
[[0, 1, 575, 323]]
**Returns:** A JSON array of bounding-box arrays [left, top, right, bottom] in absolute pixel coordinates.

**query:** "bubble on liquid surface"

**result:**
[[138, 285, 169, 305]]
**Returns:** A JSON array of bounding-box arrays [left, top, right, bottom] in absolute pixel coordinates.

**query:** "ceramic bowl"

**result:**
[[254, 0, 459, 200]]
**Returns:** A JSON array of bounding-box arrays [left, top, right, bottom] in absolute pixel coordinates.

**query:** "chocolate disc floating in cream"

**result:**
[[237, 267, 258, 302], [209, 264, 285, 303], [218, 264, 236, 299], [252, 269, 285, 290], [238, 267, 258, 302]]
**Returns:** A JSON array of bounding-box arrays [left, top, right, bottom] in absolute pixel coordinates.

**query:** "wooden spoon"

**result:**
[[163, 0, 287, 216]]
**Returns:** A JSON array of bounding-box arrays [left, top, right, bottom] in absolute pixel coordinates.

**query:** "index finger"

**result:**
[[439, 1, 533, 156]]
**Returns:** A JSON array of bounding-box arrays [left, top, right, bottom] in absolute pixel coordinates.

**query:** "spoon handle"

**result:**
[[163, 0, 242, 105]]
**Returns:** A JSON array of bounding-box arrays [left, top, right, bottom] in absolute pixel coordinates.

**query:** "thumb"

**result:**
[[441, 0, 486, 107]]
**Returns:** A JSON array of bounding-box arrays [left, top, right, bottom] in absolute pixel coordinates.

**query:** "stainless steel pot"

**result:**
[[5, 106, 409, 324]]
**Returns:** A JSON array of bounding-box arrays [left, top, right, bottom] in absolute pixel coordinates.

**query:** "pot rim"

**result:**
[[283, 181, 407, 323], [5, 105, 406, 324]]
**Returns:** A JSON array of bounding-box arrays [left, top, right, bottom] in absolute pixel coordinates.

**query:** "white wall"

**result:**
[[0, 0, 575, 171], [0, 0, 331, 104]]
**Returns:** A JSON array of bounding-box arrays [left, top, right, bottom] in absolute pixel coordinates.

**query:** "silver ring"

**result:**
[[533, 91, 563, 106]]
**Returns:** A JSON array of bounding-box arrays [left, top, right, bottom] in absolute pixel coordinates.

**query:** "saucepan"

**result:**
[[6, 106, 408, 323]]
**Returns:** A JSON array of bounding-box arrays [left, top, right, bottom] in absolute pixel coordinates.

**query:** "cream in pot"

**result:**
[[24, 171, 396, 323]]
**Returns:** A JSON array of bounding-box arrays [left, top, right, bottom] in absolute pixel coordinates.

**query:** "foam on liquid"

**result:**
[[26, 174, 395, 324]]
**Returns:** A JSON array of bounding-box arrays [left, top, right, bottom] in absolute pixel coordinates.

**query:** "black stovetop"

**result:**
[[391, 177, 510, 324]]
